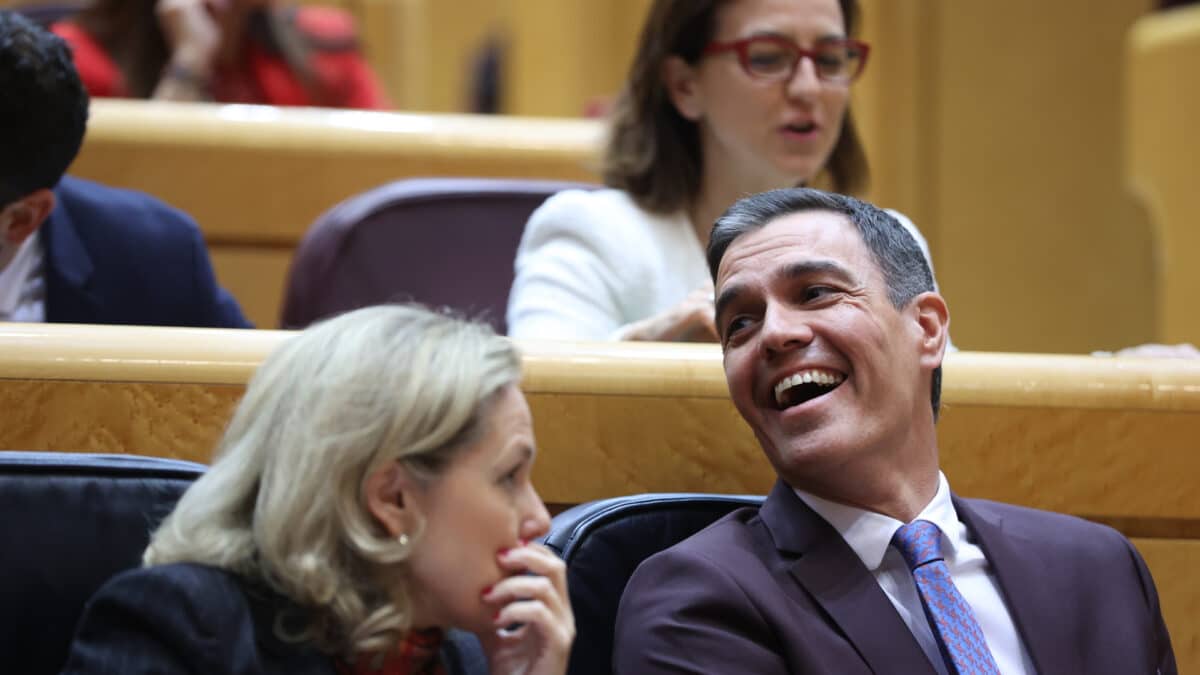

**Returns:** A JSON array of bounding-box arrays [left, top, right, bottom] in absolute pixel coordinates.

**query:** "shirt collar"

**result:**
[[793, 471, 962, 571], [0, 235, 43, 318]]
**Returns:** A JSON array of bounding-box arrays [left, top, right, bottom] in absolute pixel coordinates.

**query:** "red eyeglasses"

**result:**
[[702, 36, 870, 84]]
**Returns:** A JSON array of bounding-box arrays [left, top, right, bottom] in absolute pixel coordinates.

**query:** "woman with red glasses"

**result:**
[[507, 0, 935, 342]]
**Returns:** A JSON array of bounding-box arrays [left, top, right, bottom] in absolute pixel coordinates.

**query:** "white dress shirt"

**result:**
[[794, 473, 1035, 675], [0, 234, 46, 323]]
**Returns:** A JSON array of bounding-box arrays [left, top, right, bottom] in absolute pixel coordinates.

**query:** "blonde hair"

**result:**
[[144, 304, 521, 657]]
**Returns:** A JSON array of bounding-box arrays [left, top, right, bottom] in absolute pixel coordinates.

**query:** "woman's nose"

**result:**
[[519, 488, 552, 541], [786, 57, 822, 102]]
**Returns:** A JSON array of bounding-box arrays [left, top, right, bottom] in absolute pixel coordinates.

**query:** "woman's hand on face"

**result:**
[[479, 542, 574, 675], [621, 286, 719, 343], [156, 0, 221, 71]]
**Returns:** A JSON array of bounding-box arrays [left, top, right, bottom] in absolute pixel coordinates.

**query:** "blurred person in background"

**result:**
[[0, 10, 248, 327], [52, 0, 388, 108], [60, 304, 574, 675], [507, 0, 938, 342]]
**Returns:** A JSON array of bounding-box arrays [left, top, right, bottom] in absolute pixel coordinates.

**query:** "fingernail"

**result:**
[[480, 585, 493, 597], [492, 610, 500, 621], [519, 538, 529, 547], [497, 547, 510, 557]]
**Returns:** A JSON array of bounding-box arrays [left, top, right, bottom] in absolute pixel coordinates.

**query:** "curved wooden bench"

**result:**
[[1, 324, 1196, 668], [69, 100, 604, 327]]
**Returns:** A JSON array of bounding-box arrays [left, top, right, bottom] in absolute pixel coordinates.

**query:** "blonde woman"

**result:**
[[60, 305, 573, 675]]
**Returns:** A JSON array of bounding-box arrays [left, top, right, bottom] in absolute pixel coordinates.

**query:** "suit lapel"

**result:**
[[761, 481, 937, 675], [955, 497, 1071, 675], [42, 182, 100, 323]]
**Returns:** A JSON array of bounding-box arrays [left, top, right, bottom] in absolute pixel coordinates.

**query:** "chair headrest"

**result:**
[[281, 177, 598, 332], [544, 493, 764, 675], [0, 452, 205, 675]]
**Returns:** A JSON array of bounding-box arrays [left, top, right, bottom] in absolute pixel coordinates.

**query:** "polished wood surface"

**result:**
[[1127, 5, 1200, 345], [70, 100, 603, 326], [1, 324, 1197, 667], [2, 324, 1198, 505]]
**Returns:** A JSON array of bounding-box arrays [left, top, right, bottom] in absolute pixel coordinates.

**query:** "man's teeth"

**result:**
[[773, 370, 845, 407]]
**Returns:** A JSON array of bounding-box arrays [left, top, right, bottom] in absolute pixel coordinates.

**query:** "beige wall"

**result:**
[[503, 0, 1161, 353], [929, 1, 1157, 353]]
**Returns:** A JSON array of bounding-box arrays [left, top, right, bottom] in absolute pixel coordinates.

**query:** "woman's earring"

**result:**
[[397, 533, 410, 548]]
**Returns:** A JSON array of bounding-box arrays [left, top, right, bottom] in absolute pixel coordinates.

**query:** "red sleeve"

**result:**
[[320, 51, 391, 110], [294, 7, 390, 110], [49, 22, 128, 98]]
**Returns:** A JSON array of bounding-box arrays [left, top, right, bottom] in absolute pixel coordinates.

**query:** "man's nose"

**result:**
[[760, 303, 815, 355]]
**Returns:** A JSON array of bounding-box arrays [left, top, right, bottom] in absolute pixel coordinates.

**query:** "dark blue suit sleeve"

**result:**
[[181, 221, 252, 329], [59, 565, 254, 675]]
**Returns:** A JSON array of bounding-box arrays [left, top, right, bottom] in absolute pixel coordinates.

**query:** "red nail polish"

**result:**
[[497, 547, 510, 557], [481, 585, 493, 597], [493, 610, 500, 621], [519, 538, 529, 547]]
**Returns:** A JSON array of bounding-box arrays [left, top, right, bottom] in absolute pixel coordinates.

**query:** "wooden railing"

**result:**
[[70, 100, 604, 327], [2, 323, 1196, 668]]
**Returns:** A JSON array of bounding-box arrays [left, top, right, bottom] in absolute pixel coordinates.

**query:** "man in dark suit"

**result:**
[[0, 10, 248, 328], [614, 188, 1176, 674]]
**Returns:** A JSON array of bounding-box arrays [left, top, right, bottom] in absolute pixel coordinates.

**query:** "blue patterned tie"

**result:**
[[892, 520, 1001, 675]]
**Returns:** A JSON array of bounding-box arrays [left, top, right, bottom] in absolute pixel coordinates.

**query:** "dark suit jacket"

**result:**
[[59, 563, 486, 675], [615, 480, 1176, 674], [41, 176, 250, 328]]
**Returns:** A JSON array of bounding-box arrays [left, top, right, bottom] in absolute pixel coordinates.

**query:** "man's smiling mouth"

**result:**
[[773, 369, 846, 410]]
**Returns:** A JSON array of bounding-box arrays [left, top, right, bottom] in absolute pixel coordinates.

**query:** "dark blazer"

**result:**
[[614, 480, 1176, 674], [41, 176, 250, 328], [59, 562, 486, 675]]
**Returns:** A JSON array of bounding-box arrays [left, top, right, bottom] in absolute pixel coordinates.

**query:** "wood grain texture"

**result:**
[[0, 380, 240, 460], [1, 327, 1197, 669]]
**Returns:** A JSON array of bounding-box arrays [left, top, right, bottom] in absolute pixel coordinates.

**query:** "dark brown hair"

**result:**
[[72, 1, 323, 102], [602, 0, 868, 214]]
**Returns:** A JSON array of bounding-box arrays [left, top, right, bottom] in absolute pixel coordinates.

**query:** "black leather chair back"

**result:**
[[0, 452, 206, 675], [543, 493, 765, 675]]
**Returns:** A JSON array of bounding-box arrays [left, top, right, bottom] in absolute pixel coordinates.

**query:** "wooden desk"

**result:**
[[1, 323, 1197, 667], [70, 100, 604, 327]]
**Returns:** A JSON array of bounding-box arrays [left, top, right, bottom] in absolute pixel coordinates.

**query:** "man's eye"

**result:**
[[725, 316, 753, 338], [803, 286, 837, 302]]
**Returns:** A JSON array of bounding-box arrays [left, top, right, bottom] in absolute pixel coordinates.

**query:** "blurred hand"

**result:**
[[156, 0, 220, 71], [1103, 342, 1200, 359], [621, 285, 718, 343], [479, 543, 574, 675]]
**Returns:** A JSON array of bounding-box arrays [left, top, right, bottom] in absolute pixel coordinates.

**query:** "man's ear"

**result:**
[[364, 460, 422, 539], [661, 55, 705, 121], [912, 291, 950, 368], [1, 189, 55, 244]]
